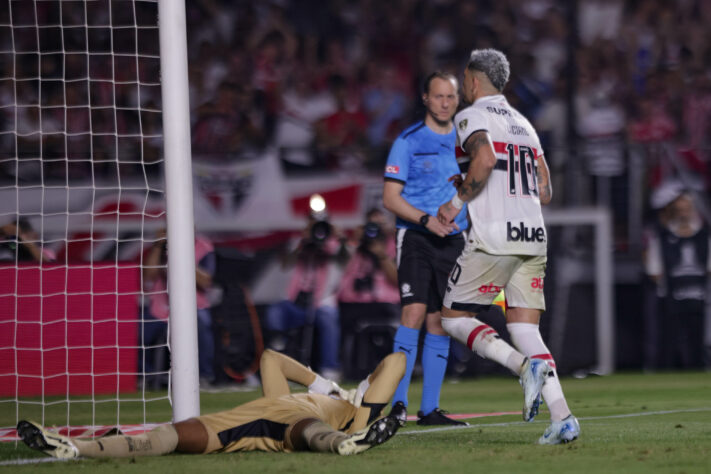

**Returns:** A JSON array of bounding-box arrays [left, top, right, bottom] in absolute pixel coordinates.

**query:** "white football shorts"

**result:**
[[443, 248, 546, 312]]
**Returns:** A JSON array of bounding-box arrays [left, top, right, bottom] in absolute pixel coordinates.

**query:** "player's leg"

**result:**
[[348, 352, 406, 433], [505, 255, 579, 444], [441, 252, 528, 374], [287, 415, 400, 455], [265, 300, 307, 352], [196, 308, 215, 384], [390, 302, 424, 420], [17, 420, 179, 458], [260, 349, 346, 399], [313, 304, 341, 379], [390, 229, 433, 422], [417, 310, 465, 425], [418, 234, 465, 425], [441, 251, 550, 422]]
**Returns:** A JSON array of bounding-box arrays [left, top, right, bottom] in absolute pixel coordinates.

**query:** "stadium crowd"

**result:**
[[1, 1, 709, 203], [1, 0, 710, 374]]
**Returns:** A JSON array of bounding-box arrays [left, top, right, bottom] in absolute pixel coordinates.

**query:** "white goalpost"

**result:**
[[0, 0, 198, 437], [157, 0, 200, 422]]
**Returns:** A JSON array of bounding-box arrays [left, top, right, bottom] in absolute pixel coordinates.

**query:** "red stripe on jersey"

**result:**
[[492, 141, 540, 160], [467, 324, 492, 349]]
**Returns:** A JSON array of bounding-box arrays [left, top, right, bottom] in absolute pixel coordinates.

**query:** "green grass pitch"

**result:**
[[1, 371, 709, 473]]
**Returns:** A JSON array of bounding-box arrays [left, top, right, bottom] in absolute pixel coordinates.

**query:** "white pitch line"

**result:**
[[0, 457, 69, 466], [399, 407, 711, 435], [3, 407, 710, 465]]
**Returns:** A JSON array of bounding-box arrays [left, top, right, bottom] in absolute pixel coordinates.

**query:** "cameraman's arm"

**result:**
[[281, 227, 310, 268], [378, 255, 398, 286], [369, 239, 398, 286]]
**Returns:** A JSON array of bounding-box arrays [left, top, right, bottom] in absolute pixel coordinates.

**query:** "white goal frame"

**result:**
[[158, 0, 200, 422], [543, 206, 615, 375]]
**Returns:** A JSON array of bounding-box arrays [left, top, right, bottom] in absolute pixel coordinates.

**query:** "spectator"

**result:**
[[644, 182, 710, 369], [192, 81, 264, 158], [273, 69, 336, 170], [314, 75, 368, 170], [338, 209, 400, 378], [265, 200, 348, 381], [362, 62, 408, 150], [0, 217, 56, 263], [141, 228, 217, 388]]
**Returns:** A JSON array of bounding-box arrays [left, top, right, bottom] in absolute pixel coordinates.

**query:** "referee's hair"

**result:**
[[467, 49, 510, 92], [422, 71, 458, 94]]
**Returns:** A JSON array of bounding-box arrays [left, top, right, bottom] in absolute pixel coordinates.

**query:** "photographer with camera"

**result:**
[[265, 195, 348, 381], [338, 209, 400, 379], [141, 227, 217, 389], [0, 217, 56, 263]]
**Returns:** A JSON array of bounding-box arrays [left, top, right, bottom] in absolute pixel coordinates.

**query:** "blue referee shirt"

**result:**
[[384, 121, 468, 234]]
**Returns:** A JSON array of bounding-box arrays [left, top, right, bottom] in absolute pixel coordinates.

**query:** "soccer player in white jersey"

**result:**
[[437, 49, 580, 445]]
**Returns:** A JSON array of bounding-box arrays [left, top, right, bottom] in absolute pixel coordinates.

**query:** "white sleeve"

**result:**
[[454, 107, 489, 152]]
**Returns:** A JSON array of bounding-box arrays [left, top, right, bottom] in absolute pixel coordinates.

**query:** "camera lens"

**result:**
[[362, 222, 382, 241], [311, 220, 331, 242]]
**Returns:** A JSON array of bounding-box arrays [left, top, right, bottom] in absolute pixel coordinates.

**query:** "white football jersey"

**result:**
[[454, 94, 546, 256]]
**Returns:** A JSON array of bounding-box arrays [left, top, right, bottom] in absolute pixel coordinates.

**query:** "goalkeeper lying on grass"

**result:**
[[17, 349, 405, 458]]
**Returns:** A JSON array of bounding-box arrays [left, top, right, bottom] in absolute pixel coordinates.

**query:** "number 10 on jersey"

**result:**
[[505, 143, 538, 198]]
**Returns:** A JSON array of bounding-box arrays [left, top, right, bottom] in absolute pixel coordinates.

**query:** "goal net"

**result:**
[[0, 0, 196, 438]]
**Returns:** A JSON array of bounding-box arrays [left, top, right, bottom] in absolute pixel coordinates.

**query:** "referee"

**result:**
[[382, 71, 468, 426]]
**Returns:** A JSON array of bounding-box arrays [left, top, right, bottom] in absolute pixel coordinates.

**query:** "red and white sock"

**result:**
[[442, 317, 525, 374], [507, 322, 571, 421]]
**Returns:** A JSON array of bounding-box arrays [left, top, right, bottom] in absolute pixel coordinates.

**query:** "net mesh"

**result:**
[[0, 0, 171, 434]]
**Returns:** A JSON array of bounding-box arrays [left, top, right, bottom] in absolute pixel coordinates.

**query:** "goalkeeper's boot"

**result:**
[[337, 415, 400, 455], [538, 415, 580, 445], [388, 401, 408, 427], [17, 420, 79, 459], [519, 358, 551, 422]]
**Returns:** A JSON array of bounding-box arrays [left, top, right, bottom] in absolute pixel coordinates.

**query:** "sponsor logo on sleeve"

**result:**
[[385, 165, 400, 174], [458, 119, 468, 131]]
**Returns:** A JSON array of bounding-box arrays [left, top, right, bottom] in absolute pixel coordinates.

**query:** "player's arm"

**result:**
[[438, 130, 496, 224], [143, 228, 167, 282], [536, 153, 553, 205], [195, 255, 214, 291], [383, 179, 455, 237]]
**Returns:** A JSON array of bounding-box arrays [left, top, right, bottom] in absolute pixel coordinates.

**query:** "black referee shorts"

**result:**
[[396, 228, 465, 313]]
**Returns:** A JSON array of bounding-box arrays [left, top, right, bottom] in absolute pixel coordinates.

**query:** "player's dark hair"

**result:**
[[422, 71, 458, 94], [466, 49, 510, 92]]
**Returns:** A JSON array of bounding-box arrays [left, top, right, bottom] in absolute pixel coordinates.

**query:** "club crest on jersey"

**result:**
[[458, 119, 468, 131], [386, 165, 400, 174]]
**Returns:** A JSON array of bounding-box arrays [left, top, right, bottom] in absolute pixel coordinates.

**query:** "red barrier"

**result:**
[[0, 263, 140, 396]]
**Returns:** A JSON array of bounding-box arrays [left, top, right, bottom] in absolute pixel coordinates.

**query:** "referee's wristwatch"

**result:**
[[419, 214, 430, 227]]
